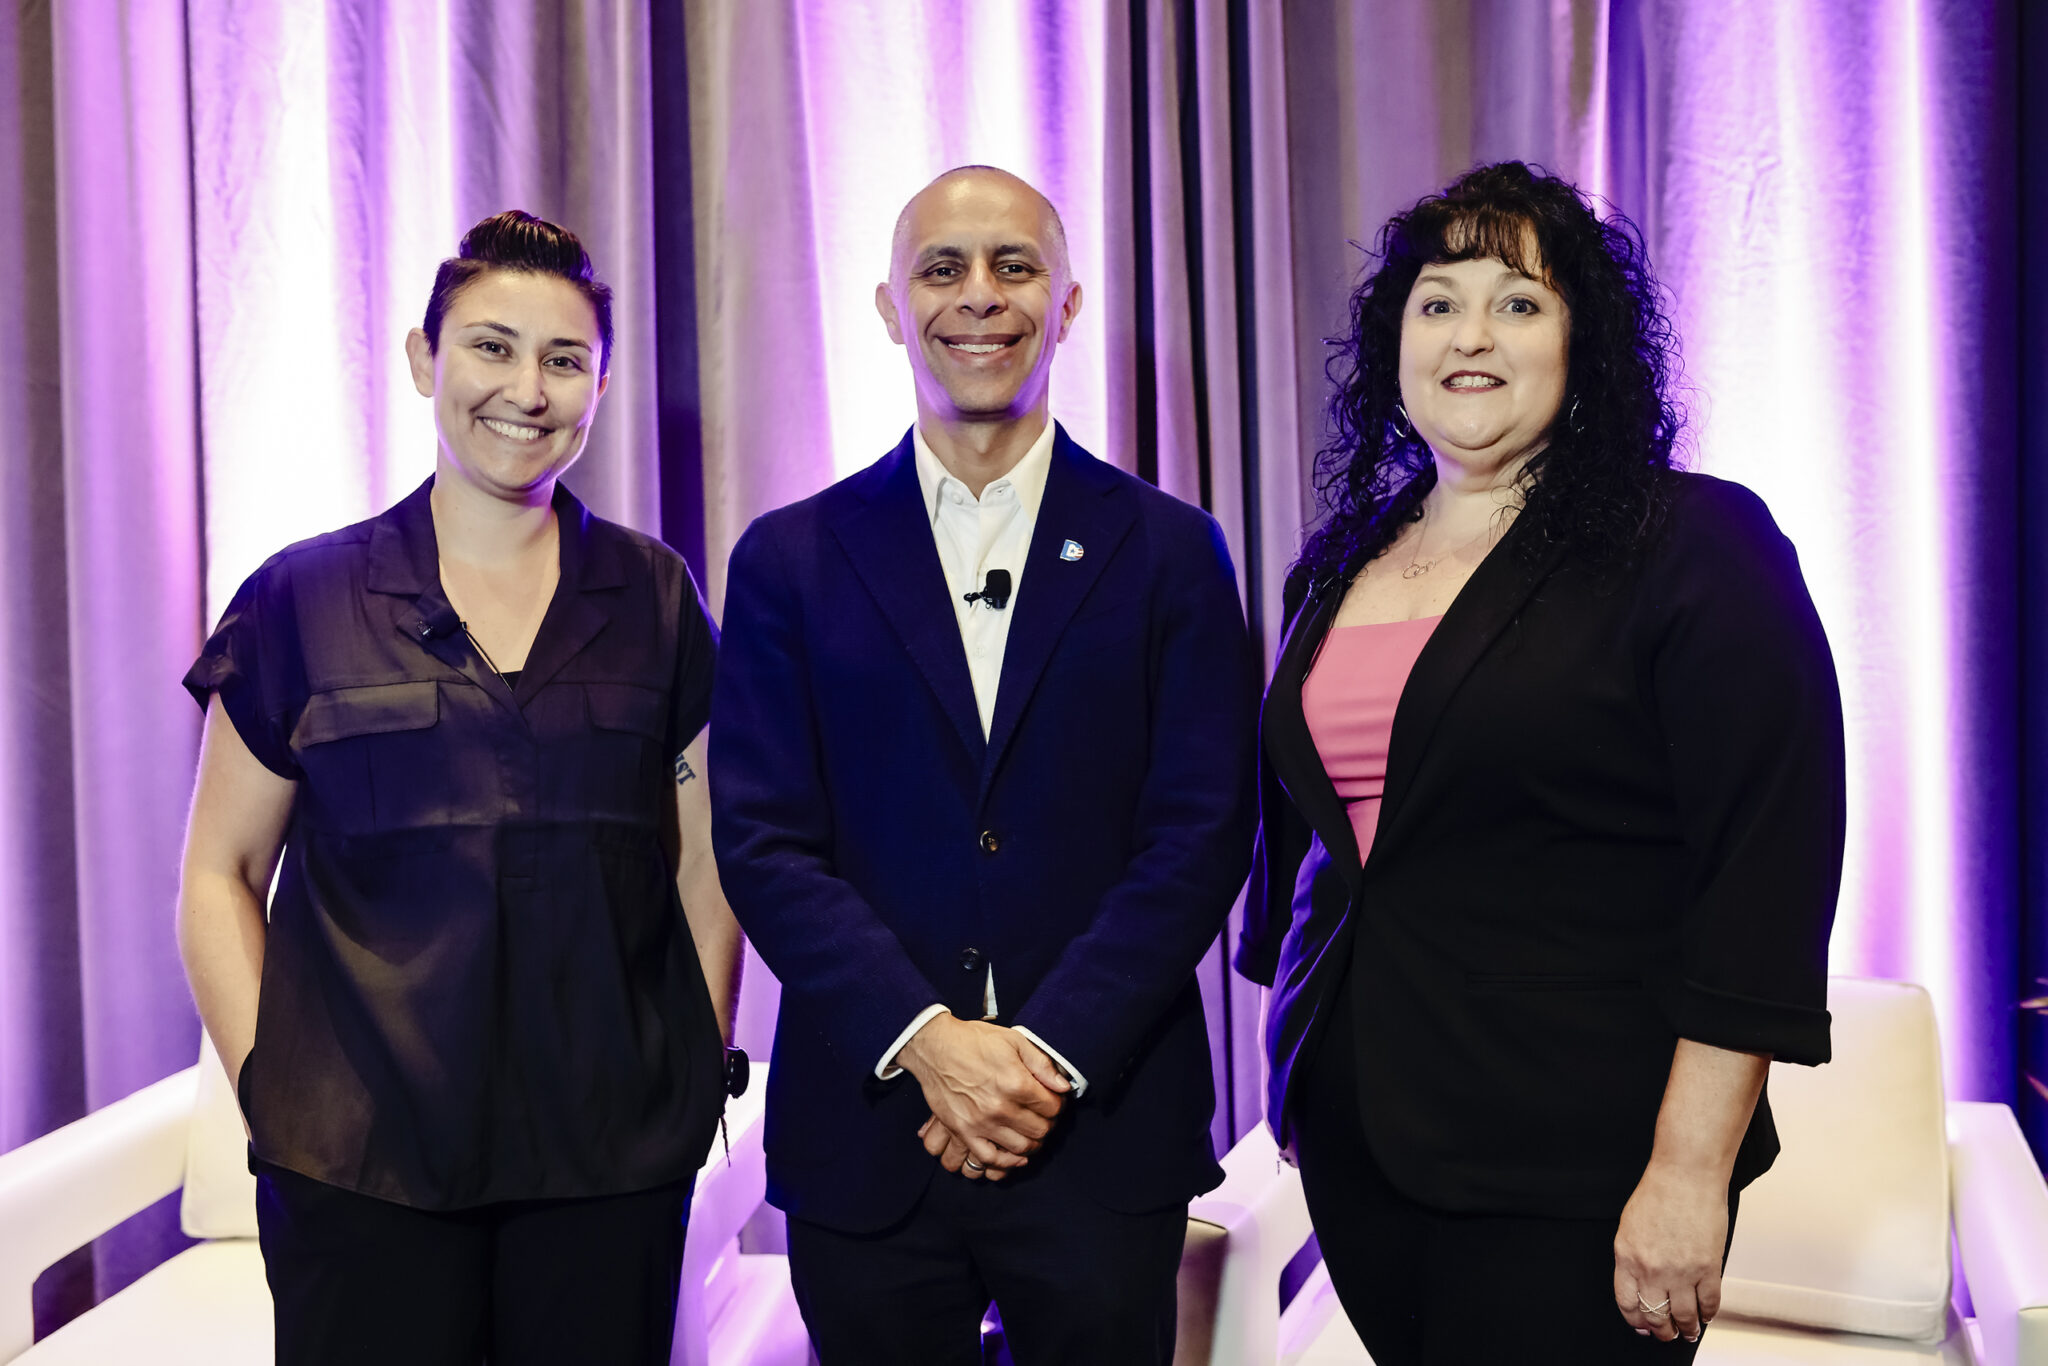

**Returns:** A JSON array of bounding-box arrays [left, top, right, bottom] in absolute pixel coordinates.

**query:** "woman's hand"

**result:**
[[1616, 1037, 1770, 1344], [1613, 1162, 1729, 1342]]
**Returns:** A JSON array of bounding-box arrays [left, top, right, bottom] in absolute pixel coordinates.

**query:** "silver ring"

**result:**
[[963, 1158, 986, 1171], [1636, 1293, 1670, 1317]]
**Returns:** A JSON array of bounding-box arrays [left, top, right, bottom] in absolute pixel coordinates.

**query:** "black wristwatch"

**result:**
[[723, 1045, 750, 1099]]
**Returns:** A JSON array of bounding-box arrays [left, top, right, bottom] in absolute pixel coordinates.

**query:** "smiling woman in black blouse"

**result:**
[[176, 211, 740, 1366]]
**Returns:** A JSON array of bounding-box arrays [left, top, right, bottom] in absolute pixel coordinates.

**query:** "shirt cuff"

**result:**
[[876, 1004, 949, 1080], [1013, 1026, 1089, 1098]]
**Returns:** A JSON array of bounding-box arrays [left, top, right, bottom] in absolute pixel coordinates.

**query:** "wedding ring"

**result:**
[[963, 1158, 986, 1171]]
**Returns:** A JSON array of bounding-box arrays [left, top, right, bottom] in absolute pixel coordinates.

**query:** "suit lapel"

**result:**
[[979, 431, 1135, 798], [1369, 519, 1568, 867], [829, 436, 987, 764], [1263, 577, 1362, 888]]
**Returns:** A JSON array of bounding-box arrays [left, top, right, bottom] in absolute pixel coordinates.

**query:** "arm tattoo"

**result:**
[[674, 753, 697, 786]]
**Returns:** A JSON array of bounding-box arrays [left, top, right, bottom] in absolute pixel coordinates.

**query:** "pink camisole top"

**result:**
[[1300, 615, 1443, 864]]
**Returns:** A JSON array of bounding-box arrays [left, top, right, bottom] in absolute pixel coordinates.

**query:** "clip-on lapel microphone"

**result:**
[[962, 568, 1013, 610]]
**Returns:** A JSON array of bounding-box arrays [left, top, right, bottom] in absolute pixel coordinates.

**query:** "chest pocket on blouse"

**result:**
[[292, 682, 445, 832], [581, 682, 666, 824]]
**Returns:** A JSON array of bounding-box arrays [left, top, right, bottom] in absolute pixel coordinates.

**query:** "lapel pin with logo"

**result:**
[[1059, 540, 1085, 562]]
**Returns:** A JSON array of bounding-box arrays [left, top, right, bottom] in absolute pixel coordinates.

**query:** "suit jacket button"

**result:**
[[979, 830, 1000, 854], [960, 947, 984, 972]]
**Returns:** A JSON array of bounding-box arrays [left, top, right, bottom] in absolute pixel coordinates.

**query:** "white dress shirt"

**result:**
[[872, 422, 1088, 1095]]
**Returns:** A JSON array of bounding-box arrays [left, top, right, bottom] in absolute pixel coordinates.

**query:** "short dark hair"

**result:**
[[1300, 161, 1685, 582], [422, 210, 615, 375]]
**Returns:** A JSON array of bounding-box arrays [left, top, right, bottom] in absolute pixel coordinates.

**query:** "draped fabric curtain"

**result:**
[[0, 0, 2035, 1338], [1, 0, 206, 1323]]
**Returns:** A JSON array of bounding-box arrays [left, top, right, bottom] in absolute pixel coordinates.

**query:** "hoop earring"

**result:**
[[1392, 404, 1417, 441]]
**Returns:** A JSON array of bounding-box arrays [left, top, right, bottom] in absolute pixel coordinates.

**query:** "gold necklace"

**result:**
[[1399, 507, 1491, 579]]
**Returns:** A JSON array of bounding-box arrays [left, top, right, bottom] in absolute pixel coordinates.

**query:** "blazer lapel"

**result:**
[[979, 430, 1135, 798], [1263, 577, 1363, 888], [1370, 519, 1568, 867], [829, 436, 987, 764]]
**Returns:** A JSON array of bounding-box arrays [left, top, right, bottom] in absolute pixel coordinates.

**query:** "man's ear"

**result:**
[[1054, 280, 1083, 344], [875, 282, 906, 345], [404, 328, 436, 397]]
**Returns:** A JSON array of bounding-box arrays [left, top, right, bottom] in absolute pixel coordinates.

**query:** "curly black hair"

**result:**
[[1297, 162, 1685, 586]]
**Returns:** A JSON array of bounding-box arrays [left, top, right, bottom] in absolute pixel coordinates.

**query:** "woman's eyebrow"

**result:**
[[459, 320, 591, 350]]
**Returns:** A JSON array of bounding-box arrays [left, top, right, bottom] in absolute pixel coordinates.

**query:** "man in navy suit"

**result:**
[[710, 166, 1258, 1364]]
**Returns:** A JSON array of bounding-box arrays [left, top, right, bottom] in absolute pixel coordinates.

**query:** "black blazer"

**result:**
[[1235, 473, 1845, 1220]]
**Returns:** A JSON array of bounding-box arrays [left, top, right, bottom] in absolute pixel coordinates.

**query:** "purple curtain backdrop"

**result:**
[[0, 0, 2034, 1335], [0, 0, 207, 1324]]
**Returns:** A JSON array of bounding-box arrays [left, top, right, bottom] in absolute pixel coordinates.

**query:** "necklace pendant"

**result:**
[[1401, 561, 1433, 579]]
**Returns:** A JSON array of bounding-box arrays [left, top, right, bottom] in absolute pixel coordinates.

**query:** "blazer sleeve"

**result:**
[[1645, 479, 1845, 1066], [1008, 513, 1261, 1087], [1233, 567, 1315, 987], [709, 515, 946, 1073]]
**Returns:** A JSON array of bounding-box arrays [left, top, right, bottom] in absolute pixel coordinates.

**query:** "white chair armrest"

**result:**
[[1948, 1101, 2048, 1366], [671, 1075, 769, 1366], [0, 1067, 197, 1363], [1186, 1124, 1315, 1366]]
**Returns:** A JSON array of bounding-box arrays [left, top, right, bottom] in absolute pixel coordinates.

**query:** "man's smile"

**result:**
[[940, 335, 1023, 357]]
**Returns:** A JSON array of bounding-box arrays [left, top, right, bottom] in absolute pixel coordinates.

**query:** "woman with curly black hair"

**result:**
[[1235, 163, 1845, 1361]]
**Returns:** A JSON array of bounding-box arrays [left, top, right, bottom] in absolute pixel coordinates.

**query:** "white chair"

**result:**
[[0, 1034, 806, 1364], [1181, 977, 2048, 1364]]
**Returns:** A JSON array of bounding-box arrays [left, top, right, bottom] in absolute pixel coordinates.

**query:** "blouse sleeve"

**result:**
[[667, 559, 720, 757], [182, 559, 305, 780], [1646, 478, 1845, 1066]]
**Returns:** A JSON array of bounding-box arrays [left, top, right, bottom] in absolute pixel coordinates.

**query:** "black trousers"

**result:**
[[1293, 989, 1737, 1366], [254, 1160, 689, 1366], [785, 1150, 1188, 1366]]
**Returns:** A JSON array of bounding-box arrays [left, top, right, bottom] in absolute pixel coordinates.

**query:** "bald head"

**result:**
[[889, 166, 1071, 287], [873, 163, 1083, 432]]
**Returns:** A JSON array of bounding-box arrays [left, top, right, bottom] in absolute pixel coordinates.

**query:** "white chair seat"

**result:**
[[14, 1241, 271, 1365], [1699, 1315, 1973, 1364]]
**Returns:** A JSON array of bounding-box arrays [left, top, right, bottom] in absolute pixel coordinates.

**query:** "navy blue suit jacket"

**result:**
[[711, 426, 1258, 1232]]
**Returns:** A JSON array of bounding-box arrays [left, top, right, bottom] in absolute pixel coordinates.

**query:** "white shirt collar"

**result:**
[[911, 420, 1058, 526]]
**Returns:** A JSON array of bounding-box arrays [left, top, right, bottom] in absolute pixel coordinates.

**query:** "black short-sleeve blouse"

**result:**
[[184, 477, 725, 1209]]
